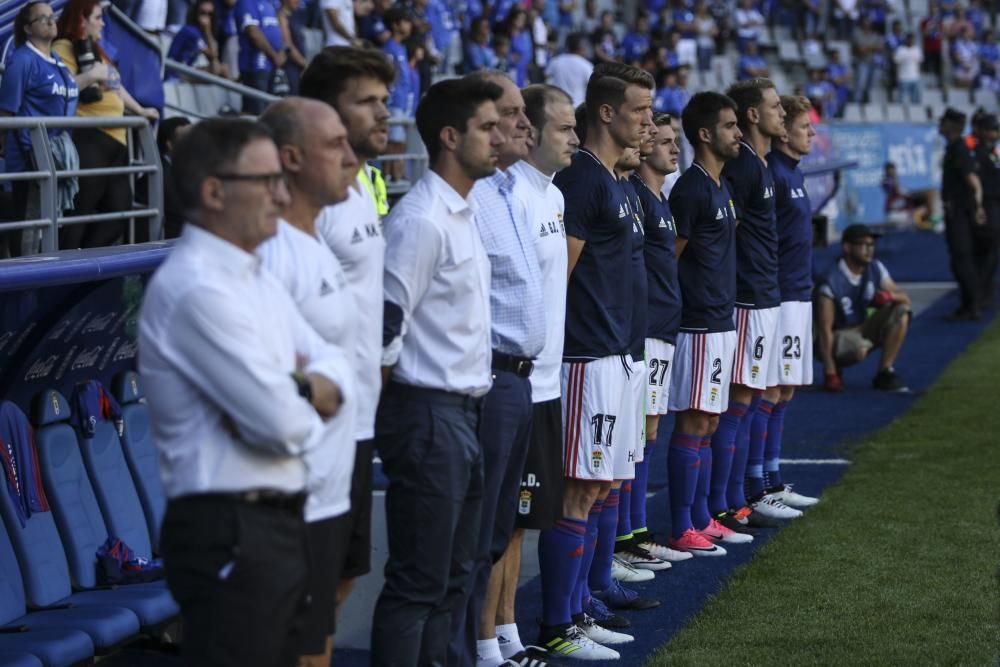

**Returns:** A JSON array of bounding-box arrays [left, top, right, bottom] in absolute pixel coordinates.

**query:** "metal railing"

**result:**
[[0, 115, 162, 254]]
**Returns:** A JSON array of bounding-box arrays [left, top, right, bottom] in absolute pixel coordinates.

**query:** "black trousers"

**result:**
[[371, 383, 484, 667], [450, 370, 533, 666], [61, 127, 131, 250], [160, 494, 309, 667]]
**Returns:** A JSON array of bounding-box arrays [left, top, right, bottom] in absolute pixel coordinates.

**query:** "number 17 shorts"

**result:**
[[561, 354, 635, 482], [668, 330, 737, 414]]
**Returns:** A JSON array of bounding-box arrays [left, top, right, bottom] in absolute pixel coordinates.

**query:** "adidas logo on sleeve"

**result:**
[[619, 204, 627, 218], [715, 208, 724, 220]]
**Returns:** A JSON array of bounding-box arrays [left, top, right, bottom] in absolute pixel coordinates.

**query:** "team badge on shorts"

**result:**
[[751, 364, 760, 380], [784, 362, 791, 377], [518, 490, 532, 515], [592, 449, 603, 470], [710, 387, 719, 405]]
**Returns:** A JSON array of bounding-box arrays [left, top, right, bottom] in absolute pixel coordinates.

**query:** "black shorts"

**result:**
[[514, 398, 565, 530], [341, 438, 374, 579], [299, 513, 351, 655]]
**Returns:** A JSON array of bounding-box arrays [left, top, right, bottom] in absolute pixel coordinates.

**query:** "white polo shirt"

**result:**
[[322, 0, 355, 46], [259, 220, 358, 522], [317, 172, 385, 441], [509, 159, 567, 403], [139, 224, 354, 499], [545, 53, 594, 108], [382, 169, 493, 397]]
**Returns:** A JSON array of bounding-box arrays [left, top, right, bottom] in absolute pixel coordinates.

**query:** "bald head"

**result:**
[[259, 96, 358, 207]]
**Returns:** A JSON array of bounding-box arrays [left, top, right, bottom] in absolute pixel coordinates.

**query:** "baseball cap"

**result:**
[[842, 224, 882, 244]]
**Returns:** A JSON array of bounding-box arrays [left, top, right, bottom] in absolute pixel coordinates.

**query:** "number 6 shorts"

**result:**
[[668, 329, 737, 414], [732, 306, 781, 390], [561, 354, 634, 482]]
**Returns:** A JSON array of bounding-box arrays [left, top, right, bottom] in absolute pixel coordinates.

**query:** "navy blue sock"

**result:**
[[746, 400, 775, 498], [630, 441, 654, 533], [728, 394, 760, 509], [616, 481, 633, 541], [667, 431, 702, 539], [691, 437, 713, 530], [588, 488, 620, 592], [538, 517, 587, 628], [571, 499, 601, 616], [708, 401, 748, 516], [763, 400, 787, 490]]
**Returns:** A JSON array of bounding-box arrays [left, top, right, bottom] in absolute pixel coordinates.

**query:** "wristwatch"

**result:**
[[291, 371, 312, 403]]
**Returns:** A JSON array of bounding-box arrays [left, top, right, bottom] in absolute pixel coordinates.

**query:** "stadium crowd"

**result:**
[[127, 25, 920, 665]]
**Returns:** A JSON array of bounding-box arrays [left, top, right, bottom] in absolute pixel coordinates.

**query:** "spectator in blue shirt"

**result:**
[[979, 28, 1000, 91], [653, 65, 690, 115], [235, 0, 285, 113], [464, 16, 497, 73], [622, 13, 651, 65], [167, 0, 230, 79], [826, 48, 852, 114], [358, 0, 391, 46], [737, 39, 769, 79], [805, 64, 838, 118], [413, 0, 460, 74], [500, 7, 533, 86], [383, 6, 413, 180], [0, 1, 79, 257]]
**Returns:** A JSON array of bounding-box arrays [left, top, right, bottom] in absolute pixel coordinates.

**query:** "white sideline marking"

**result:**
[[779, 458, 851, 465], [899, 281, 957, 289]]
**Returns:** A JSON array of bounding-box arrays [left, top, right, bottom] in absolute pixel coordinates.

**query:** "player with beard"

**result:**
[[665, 92, 740, 557]]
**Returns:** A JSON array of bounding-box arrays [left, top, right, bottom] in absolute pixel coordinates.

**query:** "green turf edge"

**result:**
[[647, 319, 1000, 667]]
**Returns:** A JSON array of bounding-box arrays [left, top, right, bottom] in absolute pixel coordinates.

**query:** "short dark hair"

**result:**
[[575, 103, 588, 144], [299, 46, 396, 110], [157, 116, 192, 156], [14, 1, 47, 46], [523, 84, 573, 133], [585, 62, 654, 126], [681, 91, 738, 147], [384, 6, 412, 28], [172, 118, 274, 218], [726, 78, 776, 131], [653, 112, 672, 127], [416, 78, 504, 163], [565, 32, 587, 53]]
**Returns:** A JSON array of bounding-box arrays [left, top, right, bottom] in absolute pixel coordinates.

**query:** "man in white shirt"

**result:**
[[257, 97, 359, 667], [322, 0, 358, 46], [894, 32, 924, 103], [139, 118, 353, 667], [546, 32, 594, 107], [372, 77, 505, 667], [298, 43, 393, 634]]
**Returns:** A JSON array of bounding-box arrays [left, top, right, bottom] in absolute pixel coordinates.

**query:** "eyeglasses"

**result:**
[[28, 15, 56, 25], [213, 171, 287, 193]]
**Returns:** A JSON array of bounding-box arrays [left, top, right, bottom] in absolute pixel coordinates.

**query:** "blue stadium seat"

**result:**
[[0, 651, 43, 667], [29, 390, 178, 629], [69, 382, 151, 561], [0, 520, 96, 666], [111, 371, 165, 553]]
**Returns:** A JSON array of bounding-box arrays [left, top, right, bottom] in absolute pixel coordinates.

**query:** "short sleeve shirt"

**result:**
[[768, 150, 814, 301], [668, 162, 737, 333], [237, 0, 283, 73], [0, 44, 78, 173], [554, 149, 634, 359], [942, 137, 978, 210], [723, 141, 780, 309], [631, 172, 682, 343]]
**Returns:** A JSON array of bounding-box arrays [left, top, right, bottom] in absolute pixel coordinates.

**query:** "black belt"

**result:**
[[386, 381, 484, 411], [178, 490, 307, 514], [492, 350, 534, 378]]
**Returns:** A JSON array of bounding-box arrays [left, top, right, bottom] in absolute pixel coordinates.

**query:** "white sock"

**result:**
[[496, 623, 525, 658], [476, 637, 503, 667]]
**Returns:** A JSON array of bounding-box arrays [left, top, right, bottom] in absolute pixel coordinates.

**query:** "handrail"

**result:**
[[0, 115, 162, 254], [165, 59, 279, 104]]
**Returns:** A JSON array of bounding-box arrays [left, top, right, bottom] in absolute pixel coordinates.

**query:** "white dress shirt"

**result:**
[[259, 220, 357, 522], [510, 160, 567, 403], [382, 169, 493, 397], [139, 225, 354, 499], [545, 53, 594, 108], [317, 172, 385, 441]]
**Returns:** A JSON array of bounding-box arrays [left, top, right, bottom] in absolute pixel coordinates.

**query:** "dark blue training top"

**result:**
[[620, 175, 647, 361], [631, 172, 682, 344], [768, 149, 814, 302], [816, 258, 890, 328], [722, 140, 781, 309], [0, 44, 78, 174], [668, 162, 737, 333], [555, 148, 634, 360]]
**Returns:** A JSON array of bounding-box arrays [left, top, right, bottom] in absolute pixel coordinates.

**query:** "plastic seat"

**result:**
[[111, 372, 165, 553], [0, 522, 95, 666], [70, 382, 152, 561], [29, 390, 178, 629]]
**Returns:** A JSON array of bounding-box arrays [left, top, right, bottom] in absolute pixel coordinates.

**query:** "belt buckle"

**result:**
[[516, 360, 533, 376], [244, 490, 262, 504]]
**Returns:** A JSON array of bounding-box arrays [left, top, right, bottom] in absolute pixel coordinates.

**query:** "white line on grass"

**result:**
[[779, 458, 851, 465]]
